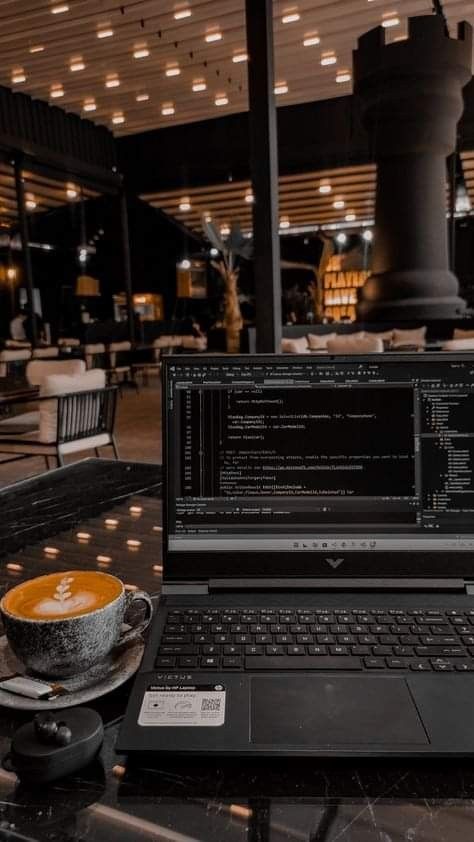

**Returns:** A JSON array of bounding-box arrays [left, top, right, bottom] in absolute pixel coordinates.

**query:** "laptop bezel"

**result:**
[[162, 351, 474, 582]]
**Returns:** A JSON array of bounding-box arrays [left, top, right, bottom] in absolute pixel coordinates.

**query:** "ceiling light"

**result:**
[[336, 232, 347, 245], [245, 189, 254, 204], [321, 52, 337, 66], [83, 98, 97, 111], [192, 79, 207, 92], [319, 179, 332, 194], [232, 51, 248, 63], [345, 212, 356, 222], [282, 11, 301, 23], [179, 197, 191, 211], [11, 69, 26, 84], [210, 247, 218, 256], [105, 74, 120, 88], [179, 258, 191, 269], [215, 94, 229, 106], [70, 57, 85, 72], [26, 195, 37, 210], [97, 27, 114, 38], [303, 34, 320, 46], [165, 64, 181, 77], [204, 212, 212, 222], [133, 46, 150, 59], [162, 102, 175, 115], [336, 71, 351, 83], [382, 14, 400, 28], [205, 31, 223, 42], [363, 229, 373, 242], [66, 184, 78, 199], [51, 3, 69, 13], [50, 84, 64, 98], [174, 6, 192, 19], [136, 92, 150, 101], [112, 111, 125, 125], [29, 45, 45, 53], [220, 224, 230, 236], [280, 216, 291, 229], [274, 82, 289, 95], [333, 198, 345, 209]]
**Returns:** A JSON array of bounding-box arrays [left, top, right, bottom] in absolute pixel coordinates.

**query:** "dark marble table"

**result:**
[[0, 462, 473, 841]]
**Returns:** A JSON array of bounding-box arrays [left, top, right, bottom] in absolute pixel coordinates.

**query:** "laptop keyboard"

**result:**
[[154, 607, 474, 672]]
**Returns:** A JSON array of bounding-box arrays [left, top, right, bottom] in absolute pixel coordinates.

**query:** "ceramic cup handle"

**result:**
[[119, 591, 153, 646]]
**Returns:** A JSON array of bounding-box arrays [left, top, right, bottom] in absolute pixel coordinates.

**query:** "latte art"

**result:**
[[2, 571, 122, 620]]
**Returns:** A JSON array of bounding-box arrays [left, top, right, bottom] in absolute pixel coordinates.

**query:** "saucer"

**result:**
[[0, 635, 144, 711]]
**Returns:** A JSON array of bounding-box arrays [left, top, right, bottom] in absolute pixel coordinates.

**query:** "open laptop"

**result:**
[[118, 352, 474, 756]]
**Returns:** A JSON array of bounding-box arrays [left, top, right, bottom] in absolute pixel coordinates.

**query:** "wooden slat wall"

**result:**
[[0, 162, 98, 228]]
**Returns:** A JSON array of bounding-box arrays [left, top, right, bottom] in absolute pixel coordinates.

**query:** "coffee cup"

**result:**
[[0, 570, 153, 678]]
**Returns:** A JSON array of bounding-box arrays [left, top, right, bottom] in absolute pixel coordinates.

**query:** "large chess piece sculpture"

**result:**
[[354, 16, 472, 320]]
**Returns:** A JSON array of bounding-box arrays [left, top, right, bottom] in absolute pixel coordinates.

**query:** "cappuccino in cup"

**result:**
[[1, 571, 152, 678]]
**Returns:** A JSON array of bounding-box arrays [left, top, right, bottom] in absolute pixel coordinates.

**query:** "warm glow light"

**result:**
[[174, 6, 192, 19], [133, 46, 150, 59], [363, 229, 374, 242], [153, 525, 163, 532], [382, 14, 400, 28], [333, 198, 345, 209], [205, 30, 223, 42], [70, 57, 85, 72], [179, 197, 191, 211], [51, 3, 69, 13], [336, 71, 351, 83], [321, 52, 337, 66], [220, 224, 231, 236], [26, 194, 37, 209], [232, 51, 248, 63], [7, 563, 23, 572], [303, 34, 320, 46], [50, 84, 64, 98], [105, 74, 120, 88], [127, 539, 142, 548], [6, 267, 16, 280], [336, 232, 348, 245], [66, 184, 78, 199], [97, 27, 114, 38], [280, 216, 290, 229], [136, 92, 150, 101], [345, 212, 357, 222], [105, 517, 119, 527], [192, 79, 207, 92], [130, 505, 143, 515], [83, 98, 97, 111], [44, 546, 60, 555], [215, 94, 229, 106], [76, 531, 91, 541], [29, 45, 45, 53], [112, 112, 125, 124], [245, 189, 254, 204], [12, 69, 26, 84], [274, 82, 289, 95], [97, 554, 112, 564], [204, 212, 212, 223], [165, 64, 181, 77], [162, 102, 175, 115], [153, 564, 163, 573], [319, 179, 332, 194], [282, 11, 301, 23]]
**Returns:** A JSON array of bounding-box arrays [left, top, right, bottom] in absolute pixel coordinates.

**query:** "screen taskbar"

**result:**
[[168, 535, 474, 552]]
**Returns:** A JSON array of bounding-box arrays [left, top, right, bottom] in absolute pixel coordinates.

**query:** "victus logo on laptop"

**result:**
[[325, 558, 344, 569]]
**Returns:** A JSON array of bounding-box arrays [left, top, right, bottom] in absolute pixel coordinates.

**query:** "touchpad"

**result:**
[[250, 676, 428, 745]]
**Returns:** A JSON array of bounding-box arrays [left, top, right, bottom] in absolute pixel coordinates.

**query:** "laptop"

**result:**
[[118, 352, 474, 756]]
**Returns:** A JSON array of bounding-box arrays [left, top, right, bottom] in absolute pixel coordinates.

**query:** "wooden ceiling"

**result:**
[[142, 163, 377, 234], [0, 164, 98, 230], [1, 0, 471, 138]]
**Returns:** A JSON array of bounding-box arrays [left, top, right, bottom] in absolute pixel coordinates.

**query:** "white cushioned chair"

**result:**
[[327, 335, 384, 354], [441, 338, 474, 351], [0, 369, 118, 470], [453, 328, 474, 340], [307, 332, 336, 351], [84, 343, 107, 370], [391, 326, 427, 349], [32, 346, 60, 359], [26, 359, 86, 387], [281, 337, 309, 354], [0, 348, 31, 377]]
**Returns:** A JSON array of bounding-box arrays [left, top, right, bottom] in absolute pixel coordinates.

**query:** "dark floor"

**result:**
[[0, 379, 162, 489]]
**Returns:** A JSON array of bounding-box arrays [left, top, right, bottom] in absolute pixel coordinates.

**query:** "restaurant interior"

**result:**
[[2, 0, 474, 839]]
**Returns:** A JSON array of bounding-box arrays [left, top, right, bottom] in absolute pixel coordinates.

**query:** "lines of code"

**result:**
[[421, 391, 474, 510]]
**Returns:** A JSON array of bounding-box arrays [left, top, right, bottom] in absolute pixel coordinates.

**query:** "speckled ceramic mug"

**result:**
[[0, 570, 153, 678]]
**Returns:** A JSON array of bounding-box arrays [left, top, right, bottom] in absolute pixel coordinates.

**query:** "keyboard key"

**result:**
[[421, 636, 458, 646], [372, 646, 393, 656], [179, 656, 198, 668], [409, 660, 432, 671], [223, 657, 243, 669], [386, 658, 407, 669], [416, 647, 464, 657], [287, 645, 305, 655], [224, 645, 242, 655], [246, 645, 263, 655], [364, 658, 385, 669], [162, 635, 190, 643], [201, 657, 220, 668], [330, 645, 349, 655], [456, 663, 474, 671], [308, 645, 328, 655], [155, 656, 176, 667], [351, 645, 370, 656], [245, 656, 362, 670], [160, 645, 198, 655], [266, 645, 284, 655], [432, 663, 454, 671]]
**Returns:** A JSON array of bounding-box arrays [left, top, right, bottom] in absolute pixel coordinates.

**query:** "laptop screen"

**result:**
[[163, 353, 474, 579]]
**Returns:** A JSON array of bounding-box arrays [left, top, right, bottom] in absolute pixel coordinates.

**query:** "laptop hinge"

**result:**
[[209, 578, 466, 593], [162, 583, 209, 595], [465, 581, 474, 595]]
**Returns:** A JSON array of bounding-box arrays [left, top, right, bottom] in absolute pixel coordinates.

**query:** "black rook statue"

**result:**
[[353, 16, 472, 320]]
